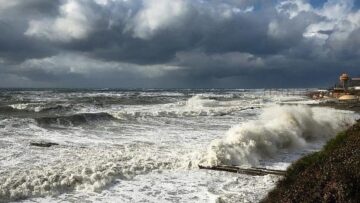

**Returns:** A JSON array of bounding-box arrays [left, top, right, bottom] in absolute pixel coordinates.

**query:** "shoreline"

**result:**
[[261, 102, 360, 202], [311, 101, 360, 113]]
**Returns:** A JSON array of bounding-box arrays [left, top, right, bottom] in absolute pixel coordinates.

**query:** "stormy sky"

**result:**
[[0, 0, 359, 88]]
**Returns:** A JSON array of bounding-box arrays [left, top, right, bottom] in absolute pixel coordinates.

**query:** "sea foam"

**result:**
[[202, 105, 356, 166], [0, 146, 175, 203]]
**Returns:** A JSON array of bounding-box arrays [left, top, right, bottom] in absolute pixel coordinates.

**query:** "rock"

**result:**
[[30, 142, 59, 148]]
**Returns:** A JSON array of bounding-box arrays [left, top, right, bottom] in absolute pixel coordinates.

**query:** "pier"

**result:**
[[198, 165, 286, 176]]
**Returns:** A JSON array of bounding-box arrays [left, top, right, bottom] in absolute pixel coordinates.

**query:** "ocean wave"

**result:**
[[37, 105, 74, 113], [112, 107, 258, 120], [111, 95, 260, 119], [183, 94, 264, 109], [185, 95, 220, 108], [35, 113, 116, 127], [201, 105, 357, 166], [72, 96, 179, 106], [0, 106, 30, 114], [0, 118, 37, 130], [7, 103, 74, 114]]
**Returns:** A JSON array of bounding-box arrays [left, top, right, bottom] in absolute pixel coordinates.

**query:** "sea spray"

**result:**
[[202, 105, 356, 166], [185, 95, 220, 108]]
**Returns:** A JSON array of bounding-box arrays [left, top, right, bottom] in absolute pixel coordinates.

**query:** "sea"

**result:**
[[0, 88, 357, 203]]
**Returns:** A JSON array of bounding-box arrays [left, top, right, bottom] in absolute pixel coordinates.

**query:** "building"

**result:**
[[327, 73, 360, 99], [350, 77, 360, 89], [310, 73, 360, 101]]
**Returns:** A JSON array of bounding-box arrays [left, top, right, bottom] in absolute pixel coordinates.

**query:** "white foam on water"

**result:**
[[8, 104, 30, 110], [0, 145, 182, 202], [20, 170, 279, 203]]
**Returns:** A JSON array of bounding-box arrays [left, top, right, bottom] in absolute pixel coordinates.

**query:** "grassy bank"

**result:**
[[261, 120, 360, 203]]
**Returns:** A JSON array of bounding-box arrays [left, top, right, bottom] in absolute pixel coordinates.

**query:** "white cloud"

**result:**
[[126, 0, 255, 39], [303, 21, 334, 39], [275, 0, 360, 53], [276, 0, 312, 19], [25, 0, 96, 42], [128, 0, 189, 39], [268, 21, 283, 38], [319, 0, 353, 20], [302, 0, 360, 45]]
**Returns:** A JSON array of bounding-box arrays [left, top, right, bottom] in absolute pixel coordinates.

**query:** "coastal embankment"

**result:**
[[262, 103, 360, 203]]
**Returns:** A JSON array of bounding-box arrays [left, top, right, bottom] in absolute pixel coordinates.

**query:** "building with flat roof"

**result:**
[[351, 77, 360, 87]]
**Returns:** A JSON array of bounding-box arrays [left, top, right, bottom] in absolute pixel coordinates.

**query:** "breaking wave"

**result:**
[[185, 95, 220, 108], [202, 105, 357, 166], [35, 113, 116, 127]]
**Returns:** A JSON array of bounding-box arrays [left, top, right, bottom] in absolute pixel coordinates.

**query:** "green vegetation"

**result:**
[[262, 123, 360, 203], [323, 132, 347, 152], [285, 132, 347, 183]]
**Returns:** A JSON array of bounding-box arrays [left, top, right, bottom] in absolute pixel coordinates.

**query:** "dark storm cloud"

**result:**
[[0, 0, 359, 88]]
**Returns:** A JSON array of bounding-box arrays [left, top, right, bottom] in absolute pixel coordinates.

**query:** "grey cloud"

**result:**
[[317, 29, 334, 35]]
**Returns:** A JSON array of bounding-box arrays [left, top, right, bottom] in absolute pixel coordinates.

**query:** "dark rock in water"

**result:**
[[30, 142, 59, 147]]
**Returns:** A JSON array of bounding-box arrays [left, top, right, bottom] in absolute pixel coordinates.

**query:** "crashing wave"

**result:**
[[185, 95, 221, 108], [201, 105, 356, 166]]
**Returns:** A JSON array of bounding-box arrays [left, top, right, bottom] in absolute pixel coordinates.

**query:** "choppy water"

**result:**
[[0, 89, 357, 203]]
